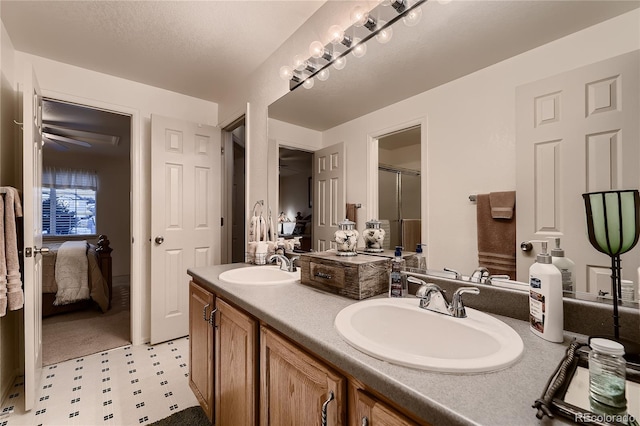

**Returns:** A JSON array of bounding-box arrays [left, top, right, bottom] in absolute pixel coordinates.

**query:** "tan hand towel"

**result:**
[[489, 191, 515, 219], [477, 193, 516, 280]]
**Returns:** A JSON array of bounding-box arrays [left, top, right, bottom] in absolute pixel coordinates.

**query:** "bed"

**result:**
[[41, 234, 113, 317]]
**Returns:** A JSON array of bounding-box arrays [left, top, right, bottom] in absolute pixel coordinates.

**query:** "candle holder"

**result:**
[[583, 189, 640, 359]]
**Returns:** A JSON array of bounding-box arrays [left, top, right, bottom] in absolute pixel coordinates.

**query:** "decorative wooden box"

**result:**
[[298, 251, 391, 300]]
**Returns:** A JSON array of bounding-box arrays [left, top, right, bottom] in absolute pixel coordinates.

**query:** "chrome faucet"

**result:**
[[268, 254, 298, 272], [485, 274, 511, 285], [443, 267, 462, 280], [469, 267, 490, 283], [412, 278, 480, 318]]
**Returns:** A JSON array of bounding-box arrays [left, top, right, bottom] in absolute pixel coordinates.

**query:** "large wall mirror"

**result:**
[[267, 1, 640, 306]]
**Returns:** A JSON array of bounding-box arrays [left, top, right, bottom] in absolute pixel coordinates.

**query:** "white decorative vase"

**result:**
[[334, 219, 359, 256]]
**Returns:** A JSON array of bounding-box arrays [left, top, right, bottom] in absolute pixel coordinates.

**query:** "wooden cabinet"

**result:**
[[188, 281, 214, 422], [189, 278, 426, 426], [215, 298, 257, 426], [260, 325, 346, 426], [349, 383, 423, 426], [188, 281, 257, 425]]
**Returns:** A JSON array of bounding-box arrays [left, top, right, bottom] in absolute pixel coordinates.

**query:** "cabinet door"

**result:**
[[351, 387, 422, 426], [215, 298, 257, 426], [188, 281, 215, 422], [260, 326, 346, 426]]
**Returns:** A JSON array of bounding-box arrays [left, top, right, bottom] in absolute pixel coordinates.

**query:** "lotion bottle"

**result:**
[[389, 246, 406, 297], [529, 241, 564, 343], [550, 237, 575, 293]]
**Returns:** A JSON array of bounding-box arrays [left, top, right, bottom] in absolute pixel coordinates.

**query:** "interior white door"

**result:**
[[150, 115, 221, 344], [22, 63, 44, 411], [516, 50, 639, 295], [313, 142, 345, 251]]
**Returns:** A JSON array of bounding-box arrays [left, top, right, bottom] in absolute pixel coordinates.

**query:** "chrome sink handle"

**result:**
[[443, 267, 462, 280], [451, 287, 480, 318], [289, 256, 299, 272]]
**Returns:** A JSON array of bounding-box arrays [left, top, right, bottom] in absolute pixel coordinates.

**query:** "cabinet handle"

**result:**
[[208, 308, 218, 327], [202, 304, 210, 321], [315, 272, 332, 279], [361, 417, 369, 426], [321, 390, 335, 426]]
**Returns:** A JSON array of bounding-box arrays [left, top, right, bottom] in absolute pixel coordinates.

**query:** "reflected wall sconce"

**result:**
[[279, 0, 427, 90], [583, 189, 640, 355]]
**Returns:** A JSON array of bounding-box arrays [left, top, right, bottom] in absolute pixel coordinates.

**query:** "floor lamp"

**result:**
[[583, 189, 640, 358]]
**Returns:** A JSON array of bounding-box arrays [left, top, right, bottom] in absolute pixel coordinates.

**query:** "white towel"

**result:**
[[54, 241, 89, 305], [3, 187, 23, 312], [0, 195, 7, 316]]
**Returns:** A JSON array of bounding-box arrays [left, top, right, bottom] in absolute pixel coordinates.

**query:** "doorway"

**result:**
[[377, 126, 422, 251], [40, 98, 132, 365], [222, 117, 246, 263], [278, 147, 313, 252]]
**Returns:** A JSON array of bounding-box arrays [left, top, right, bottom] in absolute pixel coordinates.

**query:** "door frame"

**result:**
[[366, 117, 428, 247], [41, 89, 143, 344], [219, 104, 248, 264]]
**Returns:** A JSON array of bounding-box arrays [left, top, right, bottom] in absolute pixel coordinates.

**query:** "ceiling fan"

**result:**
[[41, 123, 120, 152]]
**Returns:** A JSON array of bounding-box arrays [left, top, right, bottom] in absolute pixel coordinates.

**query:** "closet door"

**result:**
[[516, 51, 639, 292]]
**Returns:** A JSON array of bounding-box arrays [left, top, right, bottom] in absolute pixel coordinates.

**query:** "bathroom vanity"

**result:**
[[187, 263, 584, 425]]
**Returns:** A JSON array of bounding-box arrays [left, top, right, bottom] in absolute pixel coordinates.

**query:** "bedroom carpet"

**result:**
[[42, 277, 130, 366]]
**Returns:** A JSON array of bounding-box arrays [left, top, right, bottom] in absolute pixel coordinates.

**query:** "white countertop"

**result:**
[[188, 263, 579, 426]]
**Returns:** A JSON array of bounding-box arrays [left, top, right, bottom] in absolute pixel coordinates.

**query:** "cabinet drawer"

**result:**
[[310, 261, 346, 288]]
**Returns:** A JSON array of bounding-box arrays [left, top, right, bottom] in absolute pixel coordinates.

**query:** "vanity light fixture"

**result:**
[[279, 0, 427, 90]]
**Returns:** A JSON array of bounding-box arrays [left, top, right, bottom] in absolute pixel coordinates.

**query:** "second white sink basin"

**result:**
[[219, 265, 300, 285], [335, 297, 524, 373]]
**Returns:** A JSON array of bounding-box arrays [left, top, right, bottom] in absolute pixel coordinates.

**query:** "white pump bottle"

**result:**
[[529, 241, 564, 343]]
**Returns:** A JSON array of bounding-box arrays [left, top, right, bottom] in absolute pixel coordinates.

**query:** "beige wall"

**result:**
[[43, 151, 131, 277], [0, 19, 21, 405]]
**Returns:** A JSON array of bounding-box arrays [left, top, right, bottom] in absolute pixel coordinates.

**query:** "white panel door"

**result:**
[[151, 115, 220, 344], [516, 51, 639, 295], [313, 142, 345, 251], [22, 63, 44, 411]]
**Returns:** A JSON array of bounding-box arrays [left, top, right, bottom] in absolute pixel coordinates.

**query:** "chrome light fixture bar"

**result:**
[[282, 0, 427, 91]]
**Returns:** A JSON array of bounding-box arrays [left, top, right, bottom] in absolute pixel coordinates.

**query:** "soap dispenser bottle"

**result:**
[[550, 237, 575, 293], [389, 246, 406, 297], [415, 244, 427, 271], [529, 241, 564, 343]]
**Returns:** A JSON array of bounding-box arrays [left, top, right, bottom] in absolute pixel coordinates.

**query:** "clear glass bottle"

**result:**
[[588, 338, 627, 414], [334, 218, 359, 256]]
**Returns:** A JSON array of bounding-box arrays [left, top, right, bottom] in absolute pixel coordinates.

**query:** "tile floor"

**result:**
[[1, 337, 198, 426]]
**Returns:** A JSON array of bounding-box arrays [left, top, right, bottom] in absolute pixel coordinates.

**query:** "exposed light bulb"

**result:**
[[309, 41, 325, 59], [279, 65, 293, 81], [316, 68, 330, 82], [403, 6, 422, 27], [332, 54, 347, 70], [293, 54, 306, 71], [350, 6, 369, 27], [351, 38, 367, 58], [302, 78, 314, 89], [375, 21, 393, 44], [328, 25, 345, 45]]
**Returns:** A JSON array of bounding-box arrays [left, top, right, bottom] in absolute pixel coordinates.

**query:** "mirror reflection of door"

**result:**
[[278, 147, 313, 251], [378, 126, 421, 251]]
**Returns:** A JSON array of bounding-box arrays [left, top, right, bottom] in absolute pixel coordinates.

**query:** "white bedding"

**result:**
[[53, 240, 89, 305]]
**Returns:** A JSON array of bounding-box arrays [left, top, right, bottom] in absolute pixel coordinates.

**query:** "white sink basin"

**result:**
[[218, 265, 300, 285], [335, 298, 523, 373]]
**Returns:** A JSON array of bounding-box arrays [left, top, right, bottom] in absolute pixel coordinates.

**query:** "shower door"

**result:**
[[378, 168, 421, 250]]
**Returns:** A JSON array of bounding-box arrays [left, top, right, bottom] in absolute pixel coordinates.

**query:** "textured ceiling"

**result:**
[[2, 0, 325, 103]]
